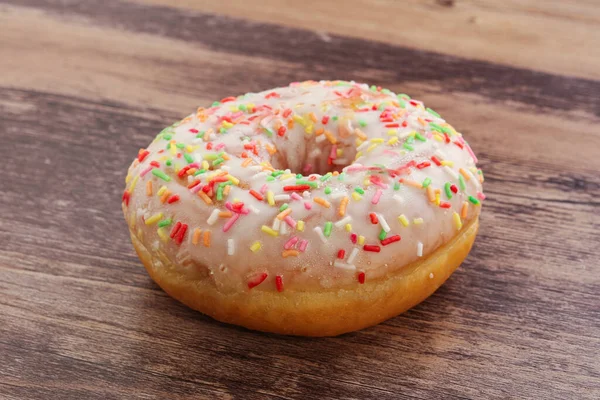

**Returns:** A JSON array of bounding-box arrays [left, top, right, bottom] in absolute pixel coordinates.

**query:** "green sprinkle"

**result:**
[[216, 186, 224, 201], [163, 133, 172, 140], [271, 170, 284, 177], [324, 187, 332, 195], [194, 169, 206, 176], [397, 93, 411, 100], [266, 176, 275, 182], [430, 122, 444, 133], [211, 101, 220, 107], [152, 169, 171, 182], [406, 136, 415, 144], [370, 85, 377, 91], [422, 177, 432, 188], [403, 143, 414, 151], [459, 175, 466, 191], [393, 182, 401, 191], [238, 104, 247, 111], [338, 172, 345, 181], [196, 132, 205, 139], [398, 99, 406, 109], [320, 173, 332, 182], [359, 119, 367, 127], [378, 104, 386, 111], [354, 187, 365, 195], [213, 157, 224, 167], [219, 127, 226, 134], [468, 195, 480, 205], [157, 218, 172, 228], [381, 88, 392, 95], [426, 107, 441, 118], [415, 133, 427, 142], [165, 160, 172, 167], [296, 173, 303, 179], [441, 125, 453, 135], [279, 203, 289, 212], [176, 143, 185, 149], [444, 182, 453, 199], [264, 127, 274, 137], [378, 229, 387, 241], [203, 153, 219, 161], [332, 116, 338, 121], [184, 153, 194, 164], [296, 180, 318, 188], [324, 221, 333, 237]]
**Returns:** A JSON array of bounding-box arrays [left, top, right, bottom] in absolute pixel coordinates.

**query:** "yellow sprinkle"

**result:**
[[435, 191, 441, 206], [221, 121, 233, 129], [267, 191, 275, 206], [125, 173, 132, 184], [157, 228, 168, 242], [387, 129, 397, 136], [441, 160, 454, 167], [157, 186, 167, 196], [453, 212, 463, 230], [433, 134, 444, 142], [282, 250, 299, 258], [185, 145, 194, 152], [293, 115, 306, 126], [355, 151, 363, 160], [345, 223, 352, 232], [192, 228, 202, 245], [145, 213, 164, 225], [202, 160, 209, 170], [336, 148, 343, 157], [358, 235, 365, 245], [398, 215, 409, 227], [261, 225, 279, 237], [387, 137, 399, 145], [351, 192, 362, 201], [250, 241, 262, 252], [169, 143, 177, 155], [370, 138, 384, 144], [296, 220, 305, 231], [366, 144, 378, 153], [226, 174, 240, 185], [129, 175, 139, 191], [413, 218, 424, 225], [314, 197, 331, 208]]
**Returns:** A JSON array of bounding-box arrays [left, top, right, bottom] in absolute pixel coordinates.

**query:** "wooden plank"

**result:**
[[130, 0, 600, 80]]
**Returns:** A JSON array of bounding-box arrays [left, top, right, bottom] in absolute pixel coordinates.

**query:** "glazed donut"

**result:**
[[122, 80, 484, 336]]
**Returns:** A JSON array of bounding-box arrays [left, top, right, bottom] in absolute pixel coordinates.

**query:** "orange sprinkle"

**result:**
[[282, 250, 299, 258], [223, 185, 231, 197], [427, 186, 436, 202], [308, 112, 318, 123], [417, 117, 427, 126], [160, 190, 171, 204], [338, 196, 349, 216], [219, 211, 232, 218], [354, 129, 367, 140], [461, 201, 469, 219], [198, 191, 212, 205], [401, 179, 423, 189], [266, 144, 277, 155], [277, 208, 292, 220], [314, 197, 331, 208], [203, 230, 211, 247], [222, 153, 231, 160], [287, 119, 294, 129], [187, 168, 197, 175], [324, 130, 337, 144], [315, 127, 324, 135], [242, 158, 253, 167], [459, 168, 471, 181], [146, 180, 153, 196], [192, 228, 202, 245], [332, 171, 339, 176]]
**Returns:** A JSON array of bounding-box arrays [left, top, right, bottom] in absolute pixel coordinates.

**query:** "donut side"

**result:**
[[128, 216, 478, 337]]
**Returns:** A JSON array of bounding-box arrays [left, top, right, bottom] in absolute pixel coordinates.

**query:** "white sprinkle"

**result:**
[[252, 171, 269, 180], [227, 239, 235, 256], [378, 213, 391, 232], [434, 149, 445, 159], [333, 260, 356, 271], [334, 216, 352, 228], [280, 177, 296, 184], [330, 192, 346, 200], [187, 175, 194, 184], [249, 165, 263, 172], [309, 148, 322, 158], [272, 218, 281, 231], [302, 191, 311, 198], [429, 272, 434, 279], [248, 205, 260, 214], [314, 227, 328, 243], [357, 141, 371, 151], [273, 194, 291, 202], [315, 134, 326, 143], [207, 209, 220, 225], [444, 166, 459, 180], [221, 165, 230, 171], [279, 221, 288, 235], [393, 194, 403, 204], [347, 247, 359, 264], [417, 241, 423, 257]]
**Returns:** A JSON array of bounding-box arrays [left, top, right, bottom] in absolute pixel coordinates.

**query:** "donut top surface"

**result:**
[[123, 80, 484, 292]]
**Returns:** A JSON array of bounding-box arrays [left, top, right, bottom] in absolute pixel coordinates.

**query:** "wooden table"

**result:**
[[2, 1, 599, 398]]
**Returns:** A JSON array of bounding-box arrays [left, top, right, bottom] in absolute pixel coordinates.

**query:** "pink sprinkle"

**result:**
[[260, 184, 268, 194], [477, 192, 486, 201], [350, 233, 357, 244], [372, 189, 383, 205], [383, 150, 397, 156], [304, 202, 312, 210], [231, 111, 243, 119], [303, 164, 313, 173], [346, 165, 369, 173], [291, 192, 302, 201], [140, 165, 153, 177], [329, 145, 337, 160], [222, 213, 240, 232], [284, 216, 296, 228], [298, 240, 308, 252], [284, 236, 299, 250], [214, 143, 225, 151], [370, 175, 389, 189], [465, 143, 479, 163], [188, 162, 201, 169], [190, 184, 203, 194]]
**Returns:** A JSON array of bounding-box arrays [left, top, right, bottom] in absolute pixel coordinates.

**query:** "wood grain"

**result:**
[[1, 1, 599, 399]]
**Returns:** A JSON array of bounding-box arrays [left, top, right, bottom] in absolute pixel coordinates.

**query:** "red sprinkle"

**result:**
[[443, 132, 451, 144], [275, 275, 284, 292], [439, 202, 452, 209], [170, 222, 182, 238], [381, 235, 401, 246], [401, 121, 408, 127], [189, 128, 199, 133], [137, 150, 149, 162], [220, 96, 236, 103], [416, 161, 431, 169], [337, 249, 345, 259], [248, 273, 268, 289], [358, 272, 366, 284], [150, 161, 160, 168], [369, 213, 379, 224], [167, 194, 180, 204], [282, 108, 292, 118], [122, 190, 130, 206], [350, 233, 357, 244], [363, 244, 381, 253], [322, 115, 330, 124], [188, 180, 201, 189], [431, 156, 442, 166], [177, 166, 191, 178], [453, 140, 464, 149], [249, 190, 263, 201], [174, 223, 187, 245], [385, 123, 400, 128], [450, 184, 458, 194], [277, 126, 287, 137], [284, 185, 311, 192]]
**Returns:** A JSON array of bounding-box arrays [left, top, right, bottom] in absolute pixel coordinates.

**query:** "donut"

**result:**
[[122, 80, 484, 336]]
